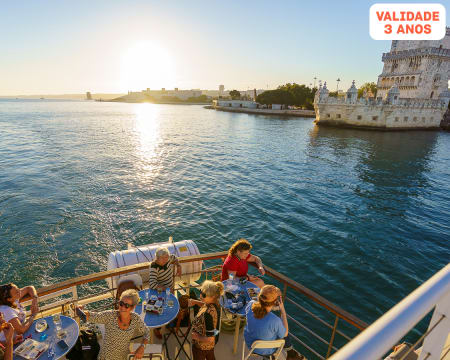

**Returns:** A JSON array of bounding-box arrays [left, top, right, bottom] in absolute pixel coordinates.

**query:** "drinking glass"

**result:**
[[229, 273, 235, 285], [47, 337, 55, 359], [57, 328, 67, 339], [52, 313, 61, 327], [36, 319, 47, 332], [164, 288, 170, 309]]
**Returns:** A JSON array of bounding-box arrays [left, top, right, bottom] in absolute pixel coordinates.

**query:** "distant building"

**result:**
[[219, 85, 224, 95], [213, 99, 258, 109], [115, 88, 203, 102], [86, 92, 92, 100], [240, 89, 265, 100]]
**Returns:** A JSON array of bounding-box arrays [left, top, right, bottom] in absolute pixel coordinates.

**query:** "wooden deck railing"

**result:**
[[30, 251, 368, 359]]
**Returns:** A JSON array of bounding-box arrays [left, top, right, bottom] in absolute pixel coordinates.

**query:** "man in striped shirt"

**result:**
[[149, 247, 182, 292]]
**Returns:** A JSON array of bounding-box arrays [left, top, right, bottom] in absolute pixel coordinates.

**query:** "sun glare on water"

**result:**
[[121, 42, 175, 91]]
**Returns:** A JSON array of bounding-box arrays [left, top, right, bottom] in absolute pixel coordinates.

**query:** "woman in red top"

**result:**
[[221, 239, 265, 288]]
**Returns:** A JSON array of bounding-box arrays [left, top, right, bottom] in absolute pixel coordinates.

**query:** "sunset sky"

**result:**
[[0, 0, 447, 95]]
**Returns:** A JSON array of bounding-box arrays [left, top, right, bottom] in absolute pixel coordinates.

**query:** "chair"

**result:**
[[163, 295, 193, 360], [115, 274, 143, 309], [128, 343, 165, 360], [242, 339, 285, 360]]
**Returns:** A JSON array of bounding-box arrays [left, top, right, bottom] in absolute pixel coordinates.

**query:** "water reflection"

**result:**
[[307, 126, 438, 214], [133, 103, 162, 175]]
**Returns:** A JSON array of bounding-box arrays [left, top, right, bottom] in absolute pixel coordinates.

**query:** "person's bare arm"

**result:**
[[188, 299, 204, 307], [191, 332, 215, 342], [9, 315, 34, 335], [278, 298, 289, 337], [2, 323, 14, 360], [172, 256, 182, 277], [247, 254, 265, 275], [19, 286, 38, 300]]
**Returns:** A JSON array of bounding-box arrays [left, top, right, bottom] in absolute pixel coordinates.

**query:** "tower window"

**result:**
[[337, 114, 341, 119], [395, 117, 399, 122], [413, 117, 417, 122], [372, 116, 378, 121], [404, 117, 408, 122], [327, 114, 330, 118], [357, 115, 362, 120]]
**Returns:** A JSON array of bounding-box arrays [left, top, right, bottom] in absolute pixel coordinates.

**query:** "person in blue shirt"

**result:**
[[244, 285, 304, 360]]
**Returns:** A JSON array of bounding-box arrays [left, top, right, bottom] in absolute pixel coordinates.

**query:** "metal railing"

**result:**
[[26, 251, 368, 359], [329, 263, 450, 360]]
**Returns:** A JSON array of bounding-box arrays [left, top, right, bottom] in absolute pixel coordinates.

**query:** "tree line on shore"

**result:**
[[227, 82, 378, 110]]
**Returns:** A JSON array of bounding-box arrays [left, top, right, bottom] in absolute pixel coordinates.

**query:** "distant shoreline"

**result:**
[[206, 105, 316, 118], [108, 100, 210, 105]]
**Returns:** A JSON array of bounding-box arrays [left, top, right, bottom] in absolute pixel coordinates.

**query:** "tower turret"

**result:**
[[345, 80, 358, 104], [385, 84, 400, 105], [318, 82, 329, 102]]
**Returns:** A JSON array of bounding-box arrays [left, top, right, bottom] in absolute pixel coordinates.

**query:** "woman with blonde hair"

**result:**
[[244, 285, 304, 360], [191, 280, 224, 360], [221, 238, 265, 288], [76, 289, 149, 360]]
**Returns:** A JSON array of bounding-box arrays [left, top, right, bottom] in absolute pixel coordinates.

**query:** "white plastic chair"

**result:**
[[128, 343, 164, 359], [242, 339, 285, 360]]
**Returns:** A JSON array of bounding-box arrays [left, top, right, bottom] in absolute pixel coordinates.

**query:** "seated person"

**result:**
[[77, 289, 149, 360], [148, 247, 182, 338], [244, 285, 304, 360], [191, 281, 223, 360], [221, 239, 265, 288], [0, 284, 39, 339], [0, 313, 14, 360], [149, 247, 182, 292]]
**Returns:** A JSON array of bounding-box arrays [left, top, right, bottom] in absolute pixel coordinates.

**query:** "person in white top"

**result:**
[[0, 283, 39, 340]]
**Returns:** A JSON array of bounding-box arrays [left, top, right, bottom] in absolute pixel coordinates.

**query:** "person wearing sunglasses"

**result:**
[[0, 283, 39, 340], [244, 285, 304, 360], [221, 239, 265, 288], [76, 289, 149, 360], [0, 313, 15, 360], [191, 280, 224, 360]]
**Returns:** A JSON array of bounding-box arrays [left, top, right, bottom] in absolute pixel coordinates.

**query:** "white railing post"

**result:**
[[418, 291, 450, 360]]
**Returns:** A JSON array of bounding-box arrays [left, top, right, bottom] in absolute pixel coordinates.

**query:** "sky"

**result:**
[[0, 0, 448, 95]]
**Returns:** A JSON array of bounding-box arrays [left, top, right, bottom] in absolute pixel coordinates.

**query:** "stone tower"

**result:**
[[376, 27, 450, 100]]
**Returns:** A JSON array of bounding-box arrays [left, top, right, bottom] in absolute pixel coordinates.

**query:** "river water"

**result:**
[[1, 99, 449, 355]]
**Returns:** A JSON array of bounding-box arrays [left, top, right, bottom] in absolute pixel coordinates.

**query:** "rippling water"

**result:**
[[1, 99, 449, 354]]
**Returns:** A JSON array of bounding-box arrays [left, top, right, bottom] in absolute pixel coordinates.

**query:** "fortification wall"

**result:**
[[315, 102, 444, 129]]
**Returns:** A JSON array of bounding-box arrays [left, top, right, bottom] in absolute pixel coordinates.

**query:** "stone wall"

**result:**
[[315, 102, 444, 129]]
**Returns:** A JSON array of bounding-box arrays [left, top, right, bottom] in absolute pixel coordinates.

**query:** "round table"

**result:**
[[220, 279, 260, 354], [13, 315, 79, 360], [220, 279, 259, 316], [134, 289, 180, 328]]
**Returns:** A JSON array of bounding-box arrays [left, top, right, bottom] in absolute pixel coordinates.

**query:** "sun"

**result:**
[[120, 42, 175, 91]]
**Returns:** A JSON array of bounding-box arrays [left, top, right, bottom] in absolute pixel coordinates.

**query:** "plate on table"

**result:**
[[145, 300, 163, 314], [247, 288, 260, 300]]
